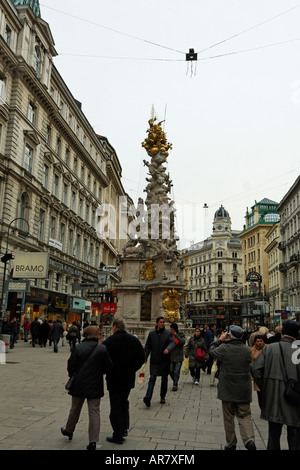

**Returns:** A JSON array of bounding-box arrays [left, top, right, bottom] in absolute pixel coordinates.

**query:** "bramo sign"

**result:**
[[13, 252, 49, 279]]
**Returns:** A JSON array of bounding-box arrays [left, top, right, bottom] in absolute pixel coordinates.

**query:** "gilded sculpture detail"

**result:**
[[142, 118, 172, 157], [140, 260, 156, 281], [162, 288, 181, 322]]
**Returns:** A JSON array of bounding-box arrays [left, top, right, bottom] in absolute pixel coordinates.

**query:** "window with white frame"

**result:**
[[43, 164, 49, 188], [50, 216, 56, 239], [0, 77, 6, 104], [28, 102, 36, 124], [24, 144, 33, 173]]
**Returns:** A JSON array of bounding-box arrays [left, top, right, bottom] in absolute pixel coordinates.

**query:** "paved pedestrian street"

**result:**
[[0, 339, 288, 456]]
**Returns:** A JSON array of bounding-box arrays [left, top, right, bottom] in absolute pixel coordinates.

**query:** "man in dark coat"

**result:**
[[103, 318, 144, 444], [30, 317, 40, 347], [61, 325, 113, 450], [52, 319, 64, 353], [209, 325, 256, 451], [251, 319, 300, 450], [143, 316, 175, 407]]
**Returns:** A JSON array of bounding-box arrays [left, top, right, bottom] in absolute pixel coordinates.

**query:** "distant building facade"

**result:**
[[277, 176, 300, 322], [238, 198, 280, 329], [181, 206, 243, 329]]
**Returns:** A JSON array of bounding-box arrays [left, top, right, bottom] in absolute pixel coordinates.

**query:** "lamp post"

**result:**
[[0, 218, 31, 335]]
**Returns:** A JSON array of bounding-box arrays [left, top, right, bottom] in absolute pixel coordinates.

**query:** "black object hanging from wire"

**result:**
[[186, 48, 198, 77]]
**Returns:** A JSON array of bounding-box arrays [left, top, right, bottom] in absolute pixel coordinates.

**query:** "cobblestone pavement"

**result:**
[[0, 339, 288, 455]]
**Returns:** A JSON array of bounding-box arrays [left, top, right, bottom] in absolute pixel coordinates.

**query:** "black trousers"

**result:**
[[267, 421, 300, 450], [108, 386, 131, 440]]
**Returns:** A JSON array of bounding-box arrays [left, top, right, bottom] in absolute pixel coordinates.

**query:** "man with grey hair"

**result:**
[[209, 325, 256, 450]]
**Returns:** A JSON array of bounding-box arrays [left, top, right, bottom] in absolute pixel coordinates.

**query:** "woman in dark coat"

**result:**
[[185, 328, 207, 385], [61, 326, 113, 450]]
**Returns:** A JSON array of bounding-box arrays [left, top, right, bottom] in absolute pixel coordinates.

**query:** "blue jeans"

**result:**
[[146, 374, 168, 401], [170, 361, 182, 386], [53, 339, 59, 352]]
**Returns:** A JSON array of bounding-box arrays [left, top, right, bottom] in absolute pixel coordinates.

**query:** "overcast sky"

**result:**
[[40, 1, 300, 248]]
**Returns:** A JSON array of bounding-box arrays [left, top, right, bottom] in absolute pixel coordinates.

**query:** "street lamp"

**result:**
[[0, 218, 31, 334]]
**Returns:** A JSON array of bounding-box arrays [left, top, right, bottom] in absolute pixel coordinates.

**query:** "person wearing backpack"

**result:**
[[185, 328, 207, 385]]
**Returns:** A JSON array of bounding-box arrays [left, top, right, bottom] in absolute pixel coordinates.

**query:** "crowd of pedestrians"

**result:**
[[1, 314, 300, 451]]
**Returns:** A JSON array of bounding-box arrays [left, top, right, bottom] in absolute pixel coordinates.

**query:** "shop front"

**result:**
[[47, 291, 69, 321], [68, 297, 86, 326]]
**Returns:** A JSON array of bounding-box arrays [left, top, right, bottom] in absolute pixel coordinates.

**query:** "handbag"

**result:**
[[65, 375, 75, 391], [279, 342, 300, 405], [196, 347, 206, 363], [182, 358, 189, 375]]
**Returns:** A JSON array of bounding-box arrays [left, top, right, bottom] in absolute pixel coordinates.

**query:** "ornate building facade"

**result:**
[[238, 198, 280, 329], [277, 175, 300, 322], [0, 0, 129, 325], [181, 206, 243, 329]]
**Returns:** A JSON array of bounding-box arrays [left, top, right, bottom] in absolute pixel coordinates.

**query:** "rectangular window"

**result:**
[[43, 165, 49, 188], [60, 223, 65, 247], [46, 126, 51, 145], [50, 216, 56, 239], [0, 77, 6, 104], [28, 102, 35, 124], [4, 25, 11, 46], [24, 144, 33, 173], [38, 210, 45, 241], [68, 229, 73, 256], [63, 183, 68, 204], [56, 137, 61, 156], [71, 191, 76, 211], [53, 174, 59, 197]]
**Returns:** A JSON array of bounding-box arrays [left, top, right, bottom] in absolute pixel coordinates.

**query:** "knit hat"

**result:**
[[282, 320, 300, 339], [230, 325, 244, 339]]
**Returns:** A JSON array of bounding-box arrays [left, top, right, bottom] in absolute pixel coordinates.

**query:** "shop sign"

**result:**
[[48, 292, 69, 312], [5, 280, 30, 292], [246, 272, 262, 282], [72, 297, 86, 311], [102, 302, 117, 314], [14, 252, 49, 279], [26, 288, 49, 305]]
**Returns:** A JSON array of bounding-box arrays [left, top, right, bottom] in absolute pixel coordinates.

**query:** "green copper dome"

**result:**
[[13, 0, 41, 17]]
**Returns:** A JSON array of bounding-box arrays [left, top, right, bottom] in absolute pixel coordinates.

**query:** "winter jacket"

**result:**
[[170, 330, 186, 363], [69, 324, 79, 338], [185, 334, 207, 369], [30, 320, 40, 336], [1, 320, 11, 334], [251, 337, 300, 427], [209, 338, 252, 403], [103, 329, 145, 390], [144, 326, 175, 376], [52, 321, 64, 341], [67, 338, 113, 398]]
